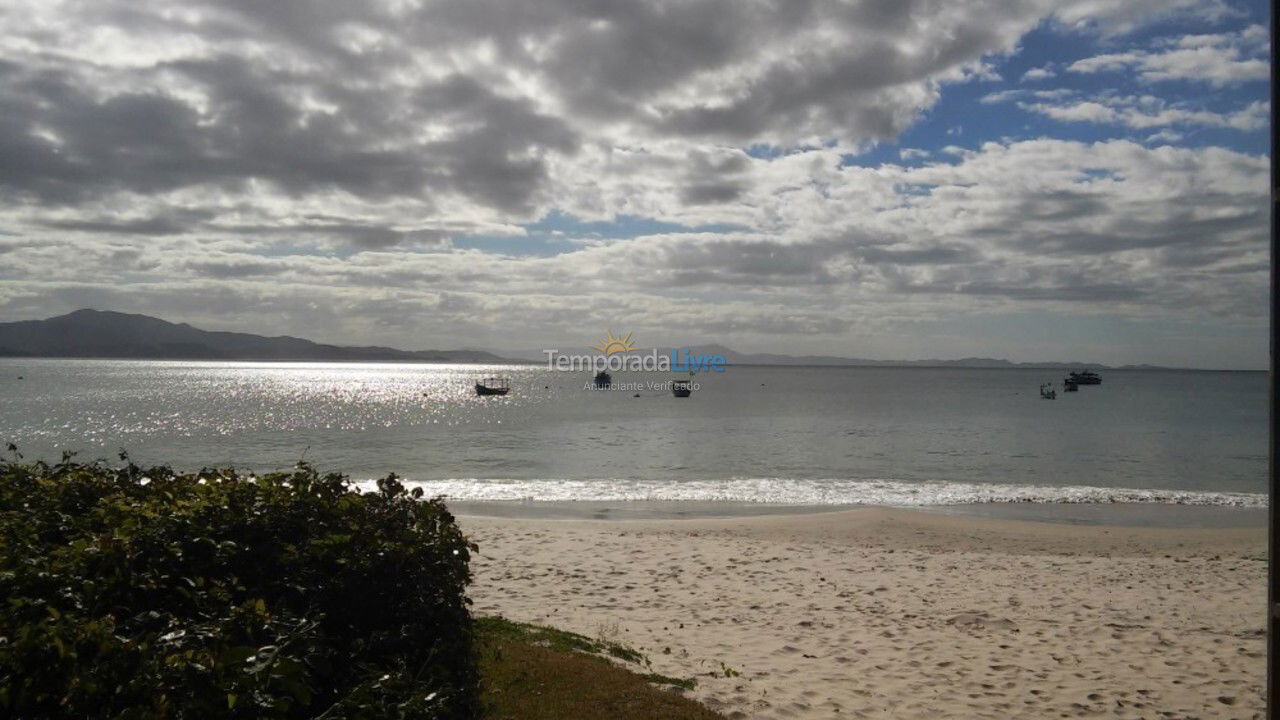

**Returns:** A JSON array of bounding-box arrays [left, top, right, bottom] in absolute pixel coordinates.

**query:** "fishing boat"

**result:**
[[1065, 370, 1101, 385], [475, 377, 510, 396], [672, 379, 692, 398], [1063, 379, 1078, 392], [1039, 383, 1056, 399], [594, 371, 612, 388]]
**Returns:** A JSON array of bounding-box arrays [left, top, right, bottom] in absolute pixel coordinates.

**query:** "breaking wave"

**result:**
[[353, 477, 1267, 507]]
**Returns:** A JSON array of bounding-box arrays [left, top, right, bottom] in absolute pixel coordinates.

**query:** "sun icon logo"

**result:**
[[591, 330, 637, 356]]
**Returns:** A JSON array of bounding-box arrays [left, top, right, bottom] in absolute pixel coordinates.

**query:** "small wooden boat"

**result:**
[[672, 379, 692, 398], [475, 377, 510, 396]]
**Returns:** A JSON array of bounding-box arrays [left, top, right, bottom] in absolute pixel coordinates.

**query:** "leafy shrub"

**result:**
[[0, 455, 479, 719]]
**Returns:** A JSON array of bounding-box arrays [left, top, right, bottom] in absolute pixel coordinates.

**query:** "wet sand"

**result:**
[[462, 507, 1265, 719]]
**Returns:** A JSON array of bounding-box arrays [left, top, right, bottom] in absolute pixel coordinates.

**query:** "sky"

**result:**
[[0, 0, 1271, 369]]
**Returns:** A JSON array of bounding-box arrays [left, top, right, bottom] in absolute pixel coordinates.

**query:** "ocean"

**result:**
[[0, 359, 1266, 515]]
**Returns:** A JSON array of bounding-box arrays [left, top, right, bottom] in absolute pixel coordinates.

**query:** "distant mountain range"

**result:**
[[659, 344, 1174, 370], [505, 343, 1178, 370], [0, 310, 512, 363], [0, 310, 1194, 370]]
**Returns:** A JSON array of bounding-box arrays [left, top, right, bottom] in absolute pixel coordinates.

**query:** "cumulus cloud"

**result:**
[[1, 139, 1265, 348], [985, 86, 1269, 133], [1018, 95, 1268, 131], [1067, 24, 1269, 86], [1144, 129, 1185, 145], [1021, 66, 1056, 82], [1051, 0, 1241, 36], [0, 0, 1231, 216]]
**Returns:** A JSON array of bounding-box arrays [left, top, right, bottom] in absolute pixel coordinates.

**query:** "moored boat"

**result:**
[[1065, 370, 1101, 385], [475, 377, 510, 396], [594, 371, 612, 388], [1039, 383, 1056, 399], [672, 379, 692, 397]]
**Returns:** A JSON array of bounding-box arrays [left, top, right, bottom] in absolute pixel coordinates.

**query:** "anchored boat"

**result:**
[[475, 377, 510, 396], [1065, 370, 1101, 385]]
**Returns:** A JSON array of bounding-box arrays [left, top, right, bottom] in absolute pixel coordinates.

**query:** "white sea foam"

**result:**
[[353, 477, 1268, 507]]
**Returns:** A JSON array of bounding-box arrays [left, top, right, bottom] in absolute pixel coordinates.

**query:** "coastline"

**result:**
[[447, 498, 1267, 527], [462, 507, 1265, 719]]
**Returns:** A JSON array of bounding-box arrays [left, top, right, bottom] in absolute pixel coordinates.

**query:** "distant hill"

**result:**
[[506, 343, 1181, 370], [2, 311, 1205, 370], [673, 345, 1155, 370], [0, 310, 514, 363]]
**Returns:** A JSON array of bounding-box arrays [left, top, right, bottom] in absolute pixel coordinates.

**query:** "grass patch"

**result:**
[[477, 617, 719, 720], [642, 672, 699, 691], [476, 616, 647, 665]]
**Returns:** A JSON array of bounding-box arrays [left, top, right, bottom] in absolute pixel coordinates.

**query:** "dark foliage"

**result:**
[[0, 456, 479, 719]]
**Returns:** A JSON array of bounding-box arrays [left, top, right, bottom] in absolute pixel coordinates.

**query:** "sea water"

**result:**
[[0, 359, 1265, 512]]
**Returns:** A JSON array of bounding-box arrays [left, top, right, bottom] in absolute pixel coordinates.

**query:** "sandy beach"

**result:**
[[462, 507, 1266, 719]]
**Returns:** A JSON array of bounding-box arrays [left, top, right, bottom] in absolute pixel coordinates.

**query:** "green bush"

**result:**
[[0, 455, 479, 719]]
